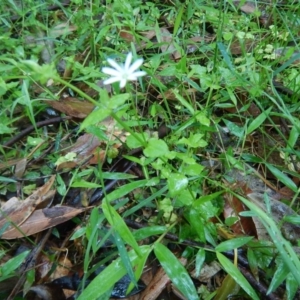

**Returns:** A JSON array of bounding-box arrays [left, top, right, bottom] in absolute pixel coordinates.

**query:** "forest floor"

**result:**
[[0, 1, 300, 299]]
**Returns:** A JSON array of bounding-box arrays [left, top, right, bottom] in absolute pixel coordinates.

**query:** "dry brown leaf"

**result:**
[[223, 191, 257, 236], [158, 88, 197, 101], [233, 1, 257, 14], [0, 176, 56, 233], [46, 97, 95, 118], [50, 23, 77, 38], [191, 261, 221, 282], [159, 27, 179, 59], [1, 205, 88, 239], [14, 158, 27, 178]]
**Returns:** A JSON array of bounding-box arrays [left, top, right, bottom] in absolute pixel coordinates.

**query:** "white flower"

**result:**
[[102, 52, 146, 88]]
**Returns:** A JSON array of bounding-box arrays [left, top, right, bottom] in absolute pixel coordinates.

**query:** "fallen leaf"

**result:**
[[1, 205, 88, 239], [46, 97, 95, 118], [0, 176, 56, 233]]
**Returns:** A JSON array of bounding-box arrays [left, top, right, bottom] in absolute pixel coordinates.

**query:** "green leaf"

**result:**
[[0, 176, 17, 183], [144, 138, 169, 158], [105, 179, 149, 203], [215, 237, 253, 252], [167, 173, 188, 197], [1, 250, 30, 277], [177, 133, 208, 148], [173, 88, 195, 114], [237, 195, 300, 285], [195, 248, 206, 277], [217, 42, 235, 71], [126, 132, 149, 149], [267, 259, 289, 293], [286, 272, 298, 300], [217, 252, 259, 300], [266, 164, 297, 192], [114, 231, 136, 286], [80, 107, 111, 131], [189, 208, 205, 242], [154, 243, 199, 300], [246, 107, 272, 134], [102, 202, 141, 257], [223, 119, 244, 138], [71, 180, 101, 188], [193, 191, 224, 207], [173, 6, 184, 36], [77, 245, 150, 300], [195, 112, 210, 126], [133, 226, 167, 241], [108, 93, 129, 109]]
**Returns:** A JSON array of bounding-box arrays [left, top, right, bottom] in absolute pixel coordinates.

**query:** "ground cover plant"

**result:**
[[0, 0, 300, 299]]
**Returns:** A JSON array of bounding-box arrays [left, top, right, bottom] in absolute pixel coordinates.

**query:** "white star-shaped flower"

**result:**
[[102, 52, 146, 88]]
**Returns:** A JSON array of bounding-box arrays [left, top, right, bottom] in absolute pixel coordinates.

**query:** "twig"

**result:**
[[3, 116, 71, 148]]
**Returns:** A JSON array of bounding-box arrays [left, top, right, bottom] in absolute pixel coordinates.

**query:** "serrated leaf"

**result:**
[[154, 243, 198, 300]]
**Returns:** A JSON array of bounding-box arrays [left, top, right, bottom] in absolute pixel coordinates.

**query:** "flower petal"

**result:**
[[124, 52, 133, 70], [128, 58, 144, 73], [107, 58, 123, 72], [119, 78, 127, 88], [103, 77, 121, 85], [102, 67, 121, 76]]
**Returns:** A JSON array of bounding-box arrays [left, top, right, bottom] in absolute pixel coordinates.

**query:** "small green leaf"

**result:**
[[144, 138, 169, 158], [80, 107, 111, 131], [1, 250, 30, 277], [108, 93, 129, 109], [154, 243, 198, 300], [173, 88, 195, 114], [126, 132, 148, 149], [286, 272, 298, 300], [266, 164, 297, 192], [246, 107, 272, 134], [134, 226, 167, 241], [102, 202, 141, 257], [267, 259, 289, 293], [177, 133, 208, 148], [189, 209, 205, 242], [195, 248, 206, 277], [195, 111, 210, 126], [167, 173, 188, 197], [223, 119, 244, 138], [71, 180, 101, 188], [215, 237, 253, 252], [114, 231, 136, 286], [217, 252, 259, 300], [105, 179, 149, 203]]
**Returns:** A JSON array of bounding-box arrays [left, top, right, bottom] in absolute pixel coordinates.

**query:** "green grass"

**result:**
[[0, 0, 300, 299]]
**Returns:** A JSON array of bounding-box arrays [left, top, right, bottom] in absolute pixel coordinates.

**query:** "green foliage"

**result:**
[[0, 0, 300, 298]]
